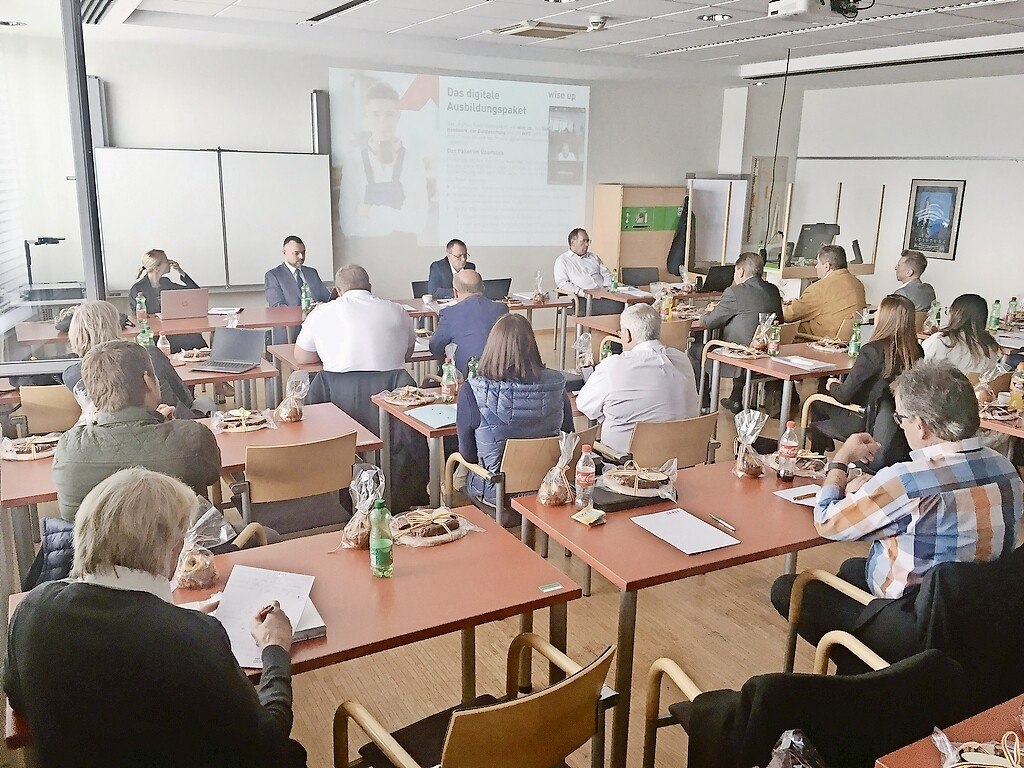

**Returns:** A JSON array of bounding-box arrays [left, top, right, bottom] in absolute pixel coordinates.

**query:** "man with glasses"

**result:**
[[770, 360, 1023, 644], [427, 239, 476, 300]]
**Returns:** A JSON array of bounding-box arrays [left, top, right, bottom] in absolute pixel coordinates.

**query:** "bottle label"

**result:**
[[576, 469, 596, 488], [767, 338, 779, 355], [370, 543, 392, 569], [441, 382, 457, 401], [779, 441, 800, 460]]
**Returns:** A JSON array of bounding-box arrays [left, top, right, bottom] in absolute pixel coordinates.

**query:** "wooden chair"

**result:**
[[11, 385, 81, 437], [794, 316, 857, 344], [621, 267, 660, 287], [778, 321, 800, 345], [799, 393, 864, 450], [966, 370, 1013, 391], [697, 339, 749, 413], [335, 633, 615, 768], [626, 412, 720, 469], [914, 311, 928, 333], [660, 318, 693, 354], [227, 432, 357, 536]]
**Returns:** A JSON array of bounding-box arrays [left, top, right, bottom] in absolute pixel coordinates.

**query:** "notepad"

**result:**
[[615, 287, 652, 298], [401, 304, 417, 311], [997, 334, 1024, 350], [405, 404, 458, 429], [773, 484, 822, 508], [414, 338, 430, 353], [774, 355, 836, 371], [632, 508, 740, 555]]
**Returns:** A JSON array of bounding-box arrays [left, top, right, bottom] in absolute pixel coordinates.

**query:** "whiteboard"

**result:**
[[221, 152, 333, 286], [689, 178, 749, 266], [95, 148, 227, 292]]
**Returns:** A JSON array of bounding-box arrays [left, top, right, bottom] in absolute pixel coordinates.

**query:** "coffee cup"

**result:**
[[998, 391, 1011, 406], [422, 294, 434, 305]]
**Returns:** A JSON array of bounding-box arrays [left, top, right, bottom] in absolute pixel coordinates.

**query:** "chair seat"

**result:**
[[668, 700, 693, 732], [358, 695, 573, 768]]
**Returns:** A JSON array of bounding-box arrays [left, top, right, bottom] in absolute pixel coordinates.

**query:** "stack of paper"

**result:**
[[214, 565, 322, 668], [773, 484, 822, 508], [615, 287, 653, 298], [632, 508, 739, 554], [775, 355, 836, 371], [406, 403, 458, 428]]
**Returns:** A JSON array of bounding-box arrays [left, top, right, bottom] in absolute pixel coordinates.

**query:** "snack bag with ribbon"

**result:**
[[172, 501, 234, 590], [932, 702, 1024, 768], [766, 730, 828, 768], [534, 270, 547, 302], [598, 458, 678, 501], [749, 312, 777, 352], [391, 506, 485, 548], [538, 431, 580, 506], [209, 408, 279, 433], [974, 362, 1011, 405], [574, 333, 594, 371], [336, 464, 386, 549], [734, 409, 770, 478], [274, 371, 309, 423], [72, 380, 98, 425]]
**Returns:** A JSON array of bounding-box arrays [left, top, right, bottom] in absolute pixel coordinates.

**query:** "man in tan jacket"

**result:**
[[783, 245, 867, 338]]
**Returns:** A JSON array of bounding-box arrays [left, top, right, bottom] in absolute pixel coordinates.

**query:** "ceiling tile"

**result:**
[[941, 1, 1024, 21], [215, 6, 309, 22]]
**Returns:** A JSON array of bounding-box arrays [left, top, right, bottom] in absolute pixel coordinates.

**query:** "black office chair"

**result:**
[[482, 278, 512, 301], [411, 280, 430, 299], [620, 267, 660, 287]]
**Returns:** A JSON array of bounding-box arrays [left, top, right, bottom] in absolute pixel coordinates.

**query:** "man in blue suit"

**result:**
[[429, 269, 507, 375], [426, 239, 476, 300], [264, 235, 331, 343]]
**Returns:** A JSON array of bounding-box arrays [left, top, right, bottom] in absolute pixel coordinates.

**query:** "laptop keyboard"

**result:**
[[194, 361, 256, 373]]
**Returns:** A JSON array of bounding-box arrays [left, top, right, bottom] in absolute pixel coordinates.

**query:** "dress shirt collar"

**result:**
[[81, 567, 174, 603], [909, 437, 982, 462], [95, 406, 163, 427], [628, 340, 666, 355], [285, 262, 301, 276]]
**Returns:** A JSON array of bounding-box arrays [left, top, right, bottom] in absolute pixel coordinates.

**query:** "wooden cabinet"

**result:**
[[591, 184, 687, 282]]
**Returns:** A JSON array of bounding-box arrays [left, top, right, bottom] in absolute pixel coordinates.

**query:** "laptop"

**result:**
[[483, 278, 513, 301], [191, 327, 265, 374], [160, 288, 209, 320], [702, 265, 735, 293]]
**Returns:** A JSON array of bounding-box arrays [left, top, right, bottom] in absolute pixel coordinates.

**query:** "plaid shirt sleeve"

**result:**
[[814, 469, 914, 542]]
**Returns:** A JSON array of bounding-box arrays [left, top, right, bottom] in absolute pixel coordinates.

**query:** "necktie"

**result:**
[[295, 268, 304, 293]]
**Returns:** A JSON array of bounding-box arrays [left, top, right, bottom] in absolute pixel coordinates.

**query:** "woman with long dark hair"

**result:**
[[922, 293, 1001, 374], [810, 294, 924, 469]]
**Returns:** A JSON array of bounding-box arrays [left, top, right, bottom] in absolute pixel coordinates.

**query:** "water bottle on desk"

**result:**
[[156, 334, 171, 356], [574, 445, 596, 508], [369, 500, 394, 578], [135, 294, 147, 322], [777, 421, 799, 482]]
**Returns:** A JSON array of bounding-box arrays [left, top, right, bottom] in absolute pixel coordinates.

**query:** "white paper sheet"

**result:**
[[774, 355, 836, 371], [215, 565, 314, 668], [996, 333, 1024, 350], [405, 403, 458, 429], [401, 304, 417, 311], [414, 338, 430, 353], [209, 307, 243, 315], [773, 484, 822, 508], [614, 287, 653, 298], [512, 292, 536, 302], [632, 508, 740, 555]]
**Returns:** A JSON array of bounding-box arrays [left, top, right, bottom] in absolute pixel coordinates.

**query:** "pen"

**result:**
[[709, 514, 736, 532], [258, 603, 276, 621]]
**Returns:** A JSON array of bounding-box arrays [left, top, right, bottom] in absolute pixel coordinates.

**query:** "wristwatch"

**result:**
[[826, 462, 850, 475]]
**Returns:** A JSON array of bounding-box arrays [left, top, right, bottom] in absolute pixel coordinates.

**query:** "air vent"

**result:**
[[489, 20, 589, 39], [81, 0, 117, 24], [306, 0, 378, 25]]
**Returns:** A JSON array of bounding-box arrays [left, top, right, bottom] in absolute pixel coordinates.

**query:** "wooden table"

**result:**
[[6, 506, 582, 750], [179, 359, 280, 410], [371, 392, 458, 509], [200, 402, 383, 472], [876, 695, 1024, 768], [980, 417, 1024, 440], [707, 343, 856, 441], [512, 462, 826, 768], [266, 343, 436, 398]]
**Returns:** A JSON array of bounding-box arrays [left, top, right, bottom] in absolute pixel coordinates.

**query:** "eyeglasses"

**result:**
[[893, 412, 913, 427]]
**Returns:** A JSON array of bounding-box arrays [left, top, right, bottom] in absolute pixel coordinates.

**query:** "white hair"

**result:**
[[620, 304, 660, 343]]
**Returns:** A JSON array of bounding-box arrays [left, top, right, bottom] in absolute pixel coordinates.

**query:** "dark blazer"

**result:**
[[700, 275, 783, 377], [264, 263, 331, 343], [4, 580, 305, 768], [427, 258, 476, 300], [428, 295, 508, 374]]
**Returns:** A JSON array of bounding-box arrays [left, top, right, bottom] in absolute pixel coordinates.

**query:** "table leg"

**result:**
[[428, 436, 442, 508], [559, 307, 568, 370], [709, 359, 722, 426], [526, 307, 533, 327], [519, 518, 536, 692], [264, 377, 274, 410], [379, 409, 393, 509], [461, 626, 476, 704], [610, 590, 638, 768], [586, 295, 593, 317], [12, 506, 35, 579], [778, 379, 794, 441], [549, 602, 568, 684], [743, 369, 753, 409]]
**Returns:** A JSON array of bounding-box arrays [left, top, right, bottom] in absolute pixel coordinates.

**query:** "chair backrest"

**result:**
[[660, 319, 693, 353], [499, 425, 600, 495], [573, 424, 600, 466], [18, 385, 82, 434], [621, 267, 659, 287], [628, 412, 718, 469], [244, 432, 357, 503], [411, 280, 430, 298], [779, 321, 801, 346], [835, 317, 856, 343], [441, 646, 615, 768], [914, 311, 928, 333], [966, 370, 1013, 391]]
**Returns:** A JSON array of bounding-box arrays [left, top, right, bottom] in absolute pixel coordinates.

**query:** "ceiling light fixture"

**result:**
[[697, 13, 732, 20], [753, 80, 767, 86], [0, 20, 27, 26], [543, 0, 581, 3]]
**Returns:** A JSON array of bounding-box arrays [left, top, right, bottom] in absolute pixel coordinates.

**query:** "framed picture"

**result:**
[[903, 179, 966, 261]]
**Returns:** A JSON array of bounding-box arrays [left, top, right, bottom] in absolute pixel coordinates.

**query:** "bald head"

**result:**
[[334, 264, 371, 295], [453, 269, 484, 298]]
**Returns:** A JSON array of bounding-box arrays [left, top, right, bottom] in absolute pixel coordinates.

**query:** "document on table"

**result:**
[[632, 508, 740, 555], [215, 565, 314, 668], [405, 403, 458, 429], [512, 292, 536, 302], [773, 484, 822, 508], [209, 307, 243, 315], [414, 338, 430, 353], [614, 287, 653, 298], [997, 333, 1024, 350], [400, 304, 417, 311], [774, 355, 836, 372]]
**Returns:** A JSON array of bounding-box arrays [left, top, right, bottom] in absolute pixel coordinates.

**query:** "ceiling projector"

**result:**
[[768, 0, 864, 21]]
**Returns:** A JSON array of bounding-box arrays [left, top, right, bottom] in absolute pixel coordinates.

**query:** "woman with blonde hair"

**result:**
[[809, 294, 924, 470], [128, 249, 206, 353], [61, 300, 202, 418], [4, 467, 307, 767]]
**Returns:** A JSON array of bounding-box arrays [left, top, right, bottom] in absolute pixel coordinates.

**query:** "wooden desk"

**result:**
[[371, 392, 459, 509], [574, 313, 707, 337], [512, 462, 825, 768], [876, 695, 1024, 768], [980, 417, 1024, 440], [200, 403, 383, 472], [707, 343, 856, 441], [179, 359, 280, 410], [6, 506, 582, 750]]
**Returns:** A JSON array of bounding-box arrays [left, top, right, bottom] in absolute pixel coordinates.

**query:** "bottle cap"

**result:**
[[373, 500, 386, 509], [786, 420, 796, 427], [582, 444, 592, 452]]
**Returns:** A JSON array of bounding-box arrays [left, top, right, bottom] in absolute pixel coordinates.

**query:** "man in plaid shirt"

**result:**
[[772, 360, 1023, 644]]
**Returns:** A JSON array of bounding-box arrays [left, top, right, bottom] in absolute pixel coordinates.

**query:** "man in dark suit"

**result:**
[[689, 251, 784, 412], [264, 235, 332, 343], [429, 269, 507, 375], [427, 238, 476, 300]]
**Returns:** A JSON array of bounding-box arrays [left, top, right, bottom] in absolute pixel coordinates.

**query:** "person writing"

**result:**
[[128, 249, 206, 353], [554, 228, 619, 315], [429, 269, 507, 375], [783, 245, 866, 338], [427, 239, 476, 300], [4, 467, 306, 767], [264, 235, 332, 343]]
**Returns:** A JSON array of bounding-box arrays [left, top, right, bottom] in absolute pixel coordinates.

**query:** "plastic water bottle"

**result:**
[[136, 319, 154, 347], [300, 281, 312, 315], [135, 294, 147, 322], [1011, 363, 1024, 412], [369, 500, 393, 578], [988, 300, 1002, 332], [440, 357, 458, 403], [847, 321, 862, 358], [156, 334, 171, 356], [777, 421, 799, 482], [574, 445, 596, 508], [600, 340, 613, 360], [767, 323, 781, 357], [467, 357, 479, 380], [1010, 297, 1019, 323]]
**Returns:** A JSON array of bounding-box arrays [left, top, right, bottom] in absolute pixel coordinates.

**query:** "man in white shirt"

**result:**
[[575, 304, 700, 456], [295, 265, 414, 373], [554, 228, 621, 315]]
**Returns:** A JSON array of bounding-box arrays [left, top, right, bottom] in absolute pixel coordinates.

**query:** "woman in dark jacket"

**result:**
[[810, 294, 923, 470], [457, 314, 574, 515], [128, 249, 207, 353]]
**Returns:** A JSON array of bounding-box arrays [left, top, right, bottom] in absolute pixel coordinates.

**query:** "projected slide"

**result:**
[[329, 69, 589, 247]]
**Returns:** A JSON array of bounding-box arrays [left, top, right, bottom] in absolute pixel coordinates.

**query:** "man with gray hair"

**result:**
[[893, 249, 936, 311], [575, 303, 700, 455], [429, 268, 508, 375], [771, 360, 1023, 644], [295, 264, 414, 372]]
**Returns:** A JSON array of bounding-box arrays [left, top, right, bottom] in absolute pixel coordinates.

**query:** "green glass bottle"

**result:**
[[136, 319, 154, 347], [847, 321, 862, 358], [369, 500, 393, 578], [467, 357, 479, 380], [300, 281, 312, 315]]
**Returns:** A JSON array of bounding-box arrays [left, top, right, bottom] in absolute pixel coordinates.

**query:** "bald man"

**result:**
[[428, 269, 508, 375]]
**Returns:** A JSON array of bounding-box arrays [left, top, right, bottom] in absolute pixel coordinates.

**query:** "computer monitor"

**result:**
[[791, 223, 840, 266]]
